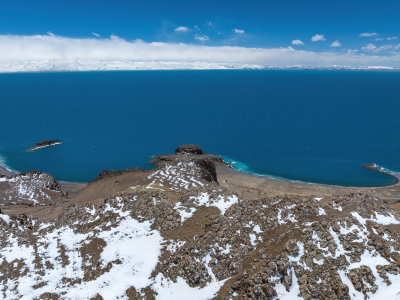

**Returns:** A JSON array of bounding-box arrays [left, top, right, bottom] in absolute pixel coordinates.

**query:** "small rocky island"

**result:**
[[27, 139, 62, 151]]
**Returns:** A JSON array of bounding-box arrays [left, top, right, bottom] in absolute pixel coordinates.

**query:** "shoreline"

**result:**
[[0, 159, 17, 176], [216, 162, 400, 204], [229, 165, 400, 188], [2, 145, 400, 217], [224, 159, 400, 189], [1, 154, 399, 190]]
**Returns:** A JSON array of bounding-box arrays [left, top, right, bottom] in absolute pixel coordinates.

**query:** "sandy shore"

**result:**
[[216, 162, 400, 204], [60, 160, 400, 212]]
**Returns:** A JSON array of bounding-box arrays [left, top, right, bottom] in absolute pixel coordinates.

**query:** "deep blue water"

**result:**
[[0, 70, 399, 186]]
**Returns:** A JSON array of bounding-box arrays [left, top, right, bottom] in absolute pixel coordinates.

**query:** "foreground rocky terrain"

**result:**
[[1, 145, 400, 299]]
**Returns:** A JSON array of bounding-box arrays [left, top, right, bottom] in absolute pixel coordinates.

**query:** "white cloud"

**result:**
[[194, 34, 209, 42], [395, 44, 400, 50], [110, 34, 121, 40], [311, 34, 326, 42], [174, 26, 191, 33], [380, 44, 393, 50], [0, 34, 399, 72], [92, 32, 100, 38], [291, 40, 304, 46], [375, 38, 384, 41], [362, 43, 377, 51], [347, 49, 358, 55], [362, 43, 395, 53], [359, 32, 378, 37], [330, 40, 341, 47], [387, 36, 398, 41], [234, 28, 245, 34]]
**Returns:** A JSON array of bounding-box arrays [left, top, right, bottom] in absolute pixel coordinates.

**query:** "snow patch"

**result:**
[[152, 273, 227, 300], [253, 225, 262, 234], [174, 202, 196, 222], [0, 214, 11, 224], [190, 193, 239, 215], [0, 209, 163, 299], [166, 240, 186, 253], [352, 211, 400, 226]]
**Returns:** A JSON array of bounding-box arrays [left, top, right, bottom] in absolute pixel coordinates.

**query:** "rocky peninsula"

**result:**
[[1, 145, 400, 299]]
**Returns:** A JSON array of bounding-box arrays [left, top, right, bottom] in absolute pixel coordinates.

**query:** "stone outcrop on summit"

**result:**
[[1, 145, 400, 299], [175, 144, 204, 155], [150, 146, 221, 184]]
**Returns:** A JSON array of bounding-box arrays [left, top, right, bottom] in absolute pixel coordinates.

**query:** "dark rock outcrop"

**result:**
[[193, 158, 218, 183], [175, 144, 204, 155]]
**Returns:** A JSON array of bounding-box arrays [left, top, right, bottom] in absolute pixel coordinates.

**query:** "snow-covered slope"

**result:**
[[1, 146, 400, 299]]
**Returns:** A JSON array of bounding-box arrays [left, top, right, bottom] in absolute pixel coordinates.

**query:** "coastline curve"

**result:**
[[222, 156, 400, 188]]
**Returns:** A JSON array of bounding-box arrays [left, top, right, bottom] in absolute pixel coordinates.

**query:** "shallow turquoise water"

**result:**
[[0, 70, 399, 186]]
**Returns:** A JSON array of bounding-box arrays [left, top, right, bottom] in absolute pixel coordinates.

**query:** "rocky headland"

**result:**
[[1, 145, 400, 299], [362, 163, 399, 183]]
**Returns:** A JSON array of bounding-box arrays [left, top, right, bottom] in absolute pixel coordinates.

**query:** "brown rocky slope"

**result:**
[[1, 145, 400, 299]]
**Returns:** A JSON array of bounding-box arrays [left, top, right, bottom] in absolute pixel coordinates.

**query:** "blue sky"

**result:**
[[0, 0, 399, 70], [1, 0, 399, 49]]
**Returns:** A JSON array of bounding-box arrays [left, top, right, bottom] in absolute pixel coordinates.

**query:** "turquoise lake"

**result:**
[[0, 70, 399, 186]]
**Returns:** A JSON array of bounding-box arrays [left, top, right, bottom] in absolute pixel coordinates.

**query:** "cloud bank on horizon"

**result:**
[[0, 34, 399, 72]]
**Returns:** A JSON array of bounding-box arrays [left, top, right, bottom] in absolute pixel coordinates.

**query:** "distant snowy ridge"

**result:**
[[0, 34, 400, 72], [0, 60, 398, 73], [0, 60, 265, 72]]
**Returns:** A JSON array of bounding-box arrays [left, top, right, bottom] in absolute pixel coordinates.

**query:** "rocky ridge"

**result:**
[[0, 145, 400, 299]]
